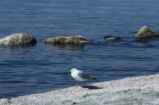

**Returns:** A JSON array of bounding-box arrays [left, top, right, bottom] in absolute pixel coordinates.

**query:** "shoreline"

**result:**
[[1, 74, 159, 105]]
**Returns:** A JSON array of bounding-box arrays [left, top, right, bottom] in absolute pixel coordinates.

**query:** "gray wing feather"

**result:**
[[78, 72, 93, 80]]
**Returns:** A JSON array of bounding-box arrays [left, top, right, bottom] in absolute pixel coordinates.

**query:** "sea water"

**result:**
[[0, 0, 159, 98]]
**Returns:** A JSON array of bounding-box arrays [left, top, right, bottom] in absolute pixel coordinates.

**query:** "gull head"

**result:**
[[69, 67, 79, 73]]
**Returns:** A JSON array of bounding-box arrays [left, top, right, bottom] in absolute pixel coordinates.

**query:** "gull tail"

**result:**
[[92, 77, 96, 80]]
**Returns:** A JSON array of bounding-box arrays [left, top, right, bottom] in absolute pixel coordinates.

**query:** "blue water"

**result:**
[[0, 0, 159, 98]]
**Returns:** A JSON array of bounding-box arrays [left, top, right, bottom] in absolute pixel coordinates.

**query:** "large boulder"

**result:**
[[135, 26, 159, 40], [0, 33, 37, 46], [43, 35, 88, 45]]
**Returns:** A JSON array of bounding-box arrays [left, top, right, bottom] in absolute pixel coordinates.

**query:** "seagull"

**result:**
[[70, 68, 96, 85]]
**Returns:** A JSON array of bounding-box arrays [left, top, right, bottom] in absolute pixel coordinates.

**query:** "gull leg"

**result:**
[[76, 81, 83, 87], [76, 82, 78, 86], [75, 81, 80, 87], [82, 81, 86, 86]]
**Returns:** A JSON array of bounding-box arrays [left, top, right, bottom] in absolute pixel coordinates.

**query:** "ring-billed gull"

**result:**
[[70, 68, 96, 85]]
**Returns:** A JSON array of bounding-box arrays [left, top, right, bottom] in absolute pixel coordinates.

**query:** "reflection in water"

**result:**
[[136, 40, 149, 46], [3, 43, 37, 49], [44, 43, 86, 51], [0, 45, 36, 61], [0, 41, 37, 53], [135, 38, 159, 47]]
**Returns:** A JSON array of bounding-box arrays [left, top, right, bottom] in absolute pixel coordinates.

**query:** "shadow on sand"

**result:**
[[81, 85, 102, 90]]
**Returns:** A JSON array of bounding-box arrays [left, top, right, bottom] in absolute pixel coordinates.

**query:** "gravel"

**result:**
[[1, 74, 159, 105]]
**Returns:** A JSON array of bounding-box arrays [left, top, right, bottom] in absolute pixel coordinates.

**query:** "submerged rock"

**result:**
[[0, 33, 37, 46], [135, 26, 159, 40], [104, 35, 120, 41], [43, 35, 88, 45]]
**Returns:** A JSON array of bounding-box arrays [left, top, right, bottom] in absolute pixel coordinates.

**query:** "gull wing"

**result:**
[[78, 72, 94, 80]]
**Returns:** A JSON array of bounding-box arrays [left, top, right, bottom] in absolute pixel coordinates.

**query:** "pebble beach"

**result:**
[[1, 74, 159, 105]]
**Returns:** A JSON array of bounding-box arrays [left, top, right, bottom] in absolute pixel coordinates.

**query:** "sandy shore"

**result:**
[[1, 74, 159, 105]]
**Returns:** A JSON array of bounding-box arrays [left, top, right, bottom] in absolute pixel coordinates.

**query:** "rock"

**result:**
[[135, 26, 159, 40], [104, 36, 120, 41], [43, 35, 88, 45], [0, 33, 37, 47]]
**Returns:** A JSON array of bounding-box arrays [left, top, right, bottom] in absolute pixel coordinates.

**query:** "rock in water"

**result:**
[[0, 33, 37, 46], [104, 36, 120, 41], [135, 26, 159, 40], [43, 35, 88, 45]]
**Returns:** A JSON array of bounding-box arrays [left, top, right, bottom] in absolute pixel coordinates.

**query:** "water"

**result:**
[[0, 0, 159, 98]]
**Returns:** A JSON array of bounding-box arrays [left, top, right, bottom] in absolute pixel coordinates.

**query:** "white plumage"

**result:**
[[70, 68, 96, 82]]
